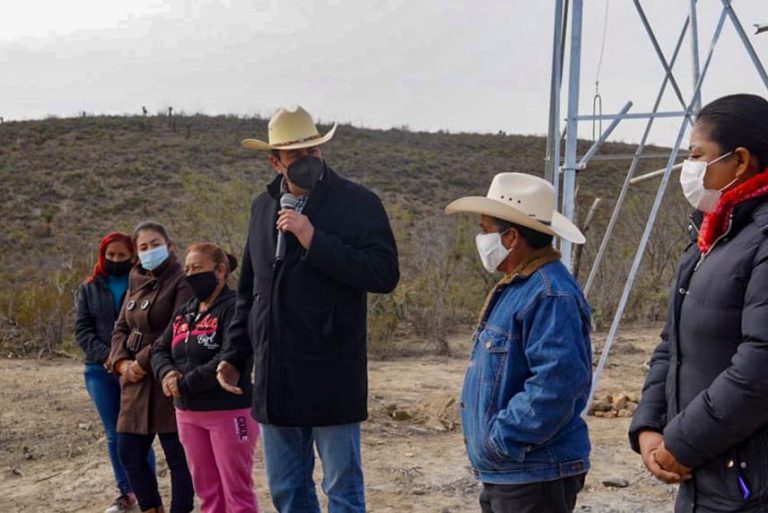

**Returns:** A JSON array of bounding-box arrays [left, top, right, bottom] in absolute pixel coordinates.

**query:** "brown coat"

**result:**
[[110, 255, 193, 434]]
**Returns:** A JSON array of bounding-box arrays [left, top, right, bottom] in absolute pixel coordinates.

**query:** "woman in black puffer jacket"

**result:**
[[630, 94, 768, 512], [76, 231, 155, 513]]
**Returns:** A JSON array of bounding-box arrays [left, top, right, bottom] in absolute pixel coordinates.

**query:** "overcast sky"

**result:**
[[2, 0, 767, 145]]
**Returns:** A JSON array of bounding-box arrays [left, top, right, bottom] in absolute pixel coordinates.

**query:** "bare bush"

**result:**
[[0, 261, 84, 357]]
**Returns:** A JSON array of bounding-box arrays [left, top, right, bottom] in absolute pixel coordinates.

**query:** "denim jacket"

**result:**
[[460, 247, 592, 484]]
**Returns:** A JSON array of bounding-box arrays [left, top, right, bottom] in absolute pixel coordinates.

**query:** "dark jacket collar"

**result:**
[[687, 197, 768, 243], [182, 285, 236, 320], [688, 210, 705, 243], [750, 200, 768, 232]]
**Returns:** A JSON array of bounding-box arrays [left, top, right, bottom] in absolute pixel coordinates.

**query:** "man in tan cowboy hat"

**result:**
[[218, 105, 399, 513], [446, 172, 592, 513]]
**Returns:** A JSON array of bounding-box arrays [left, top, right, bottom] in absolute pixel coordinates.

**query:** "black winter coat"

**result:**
[[221, 167, 400, 426], [75, 276, 123, 364], [151, 287, 252, 412], [630, 198, 768, 512]]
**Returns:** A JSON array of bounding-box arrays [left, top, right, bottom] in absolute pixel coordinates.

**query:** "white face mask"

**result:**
[[475, 232, 511, 273], [679, 151, 734, 213]]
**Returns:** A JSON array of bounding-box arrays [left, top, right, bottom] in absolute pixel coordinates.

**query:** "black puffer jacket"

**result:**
[[630, 198, 768, 512], [221, 166, 399, 427], [75, 276, 122, 364]]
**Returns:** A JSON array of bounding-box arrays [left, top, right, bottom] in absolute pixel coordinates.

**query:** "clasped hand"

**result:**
[[638, 431, 692, 484], [117, 359, 147, 383], [161, 370, 182, 398]]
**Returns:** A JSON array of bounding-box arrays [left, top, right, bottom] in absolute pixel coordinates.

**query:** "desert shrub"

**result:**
[[0, 262, 85, 357], [172, 169, 259, 277], [368, 214, 490, 356], [367, 287, 413, 358], [581, 186, 690, 328]]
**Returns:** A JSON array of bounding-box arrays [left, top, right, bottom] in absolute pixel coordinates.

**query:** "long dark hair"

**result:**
[[696, 94, 768, 170]]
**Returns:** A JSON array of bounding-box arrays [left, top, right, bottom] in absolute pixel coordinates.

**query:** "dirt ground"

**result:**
[[0, 326, 678, 513]]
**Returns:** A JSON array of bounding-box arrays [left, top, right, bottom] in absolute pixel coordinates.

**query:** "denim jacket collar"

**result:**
[[501, 245, 562, 283], [477, 246, 562, 326]]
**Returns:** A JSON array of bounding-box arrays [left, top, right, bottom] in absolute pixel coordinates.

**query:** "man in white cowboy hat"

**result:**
[[217, 105, 399, 513], [446, 172, 592, 513]]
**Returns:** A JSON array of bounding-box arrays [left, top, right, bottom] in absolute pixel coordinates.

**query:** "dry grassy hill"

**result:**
[[0, 114, 688, 356]]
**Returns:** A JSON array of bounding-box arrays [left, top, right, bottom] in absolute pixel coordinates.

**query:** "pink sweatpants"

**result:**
[[176, 408, 260, 513]]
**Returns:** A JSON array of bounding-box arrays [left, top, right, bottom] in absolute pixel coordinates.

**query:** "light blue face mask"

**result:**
[[139, 245, 169, 271]]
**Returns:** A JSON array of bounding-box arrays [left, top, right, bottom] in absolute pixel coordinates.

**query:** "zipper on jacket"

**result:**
[[694, 214, 734, 271], [674, 214, 733, 417]]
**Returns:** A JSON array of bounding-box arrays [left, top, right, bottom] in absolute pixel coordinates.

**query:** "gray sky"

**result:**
[[2, 0, 767, 145]]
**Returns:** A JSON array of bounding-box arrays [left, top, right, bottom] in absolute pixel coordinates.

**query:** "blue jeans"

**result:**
[[84, 364, 156, 494], [261, 422, 365, 513]]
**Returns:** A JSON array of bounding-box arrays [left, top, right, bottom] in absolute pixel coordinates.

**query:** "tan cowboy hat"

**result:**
[[241, 105, 337, 151], [445, 172, 585, 244]]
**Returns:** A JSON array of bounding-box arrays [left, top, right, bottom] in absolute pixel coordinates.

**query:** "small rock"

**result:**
[[613, 394, 629, 411], [617, 409, 633, 418], [603, 411, 617, 419], [625, 402, 638, 414], [10, 466, 23, 477], [426, 418, 447, 432], [627, 392, 641, 403], [593, 411, 605, 418], [601, 477, 629, 488], [407, 426, 430, 436], [77, 422, 92, 431], [392, 410, 412, 421], [590, 400, 612, 413]]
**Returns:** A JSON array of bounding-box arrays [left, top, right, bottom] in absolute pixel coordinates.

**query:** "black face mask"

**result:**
[[286, 155, 325, 190], [104, 259, 133, 276], [185, 271, 219, 302]]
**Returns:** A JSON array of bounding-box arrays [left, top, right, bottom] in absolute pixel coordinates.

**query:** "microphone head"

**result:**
[[280, 193, 298, 210]]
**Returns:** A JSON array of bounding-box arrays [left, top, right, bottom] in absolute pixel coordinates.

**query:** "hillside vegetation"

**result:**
[[0, 114, 688, 357]]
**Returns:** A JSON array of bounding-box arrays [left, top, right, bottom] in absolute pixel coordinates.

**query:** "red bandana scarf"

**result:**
[[698, 170, 768, 254]]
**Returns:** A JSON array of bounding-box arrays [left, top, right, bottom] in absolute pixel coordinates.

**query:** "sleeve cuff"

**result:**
[[302, 229, 331, 266], [135, 347, 152, 371], [664, 424, 704, 470], [178, 375, 191, 396], [156, 365, 175, 382], [95, 345, 111, 364]]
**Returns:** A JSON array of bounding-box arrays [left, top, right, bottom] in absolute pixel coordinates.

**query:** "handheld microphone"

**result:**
[[275, 193, 298, 262]]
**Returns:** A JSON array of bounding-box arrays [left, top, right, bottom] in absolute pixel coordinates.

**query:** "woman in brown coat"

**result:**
[[110, 221, 194, 513]]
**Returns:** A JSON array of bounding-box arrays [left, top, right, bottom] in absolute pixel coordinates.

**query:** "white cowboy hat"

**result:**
[[445, 172, 585, 244], [241, 105, 337, 151]]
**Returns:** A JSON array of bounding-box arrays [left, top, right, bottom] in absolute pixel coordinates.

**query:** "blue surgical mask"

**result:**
[[139, 245, 169, 271]]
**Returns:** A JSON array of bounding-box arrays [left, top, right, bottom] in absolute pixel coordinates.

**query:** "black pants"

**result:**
[[118, 432, 194, 513], [480, 473, 586, 513]]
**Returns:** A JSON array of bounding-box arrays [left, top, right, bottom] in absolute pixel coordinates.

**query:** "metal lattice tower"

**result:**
[[543, 0, 768, 408]]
